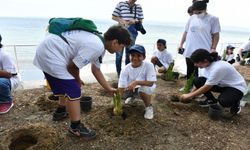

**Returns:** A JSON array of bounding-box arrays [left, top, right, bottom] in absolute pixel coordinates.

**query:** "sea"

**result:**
[[0, 17, 250, 83]]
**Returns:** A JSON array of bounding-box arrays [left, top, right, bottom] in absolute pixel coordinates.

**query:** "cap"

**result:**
[[129, 44, 146, 55], [226, 45, 235, 50], [157, 39, 166, 46]]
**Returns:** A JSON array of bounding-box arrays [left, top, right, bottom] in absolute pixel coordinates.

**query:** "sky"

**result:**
[[1, 0, 250, 28]]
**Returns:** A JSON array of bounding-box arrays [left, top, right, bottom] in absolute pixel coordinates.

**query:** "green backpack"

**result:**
[[48, 17, 103, 44]]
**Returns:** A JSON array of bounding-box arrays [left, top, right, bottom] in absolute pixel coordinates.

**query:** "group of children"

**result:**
[[1, 26, 248, 140]]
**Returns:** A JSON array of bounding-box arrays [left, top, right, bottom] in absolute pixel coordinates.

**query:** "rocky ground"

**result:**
[[0, 65, 250, 150]]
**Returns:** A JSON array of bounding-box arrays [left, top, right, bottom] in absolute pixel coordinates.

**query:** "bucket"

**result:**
[[208, 104, 223, 120], [80, 96, 92, 112]]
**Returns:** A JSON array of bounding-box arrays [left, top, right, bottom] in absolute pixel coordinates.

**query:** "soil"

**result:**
[[0, 65, 250, 150]]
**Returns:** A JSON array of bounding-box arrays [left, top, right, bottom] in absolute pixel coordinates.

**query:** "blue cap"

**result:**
[[129, 44, 146, 55]]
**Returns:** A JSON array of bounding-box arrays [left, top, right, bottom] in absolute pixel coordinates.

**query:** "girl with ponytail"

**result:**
[[181, 49, 247, 116]]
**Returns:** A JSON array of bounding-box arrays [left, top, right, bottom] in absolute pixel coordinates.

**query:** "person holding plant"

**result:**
[[118, 44, 157, 119], [181, 49, 247, 115], [178, 0, 221, 94], [33, 25, 131, 140]]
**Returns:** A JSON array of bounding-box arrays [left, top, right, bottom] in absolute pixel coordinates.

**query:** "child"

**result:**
[[223, 45, 235, 64], [181, 49, 247, 115], [118, 44, 157, 119], [151, 39, 174, 73], [33, 25, 131, 140], [0, 34, 21, 114]]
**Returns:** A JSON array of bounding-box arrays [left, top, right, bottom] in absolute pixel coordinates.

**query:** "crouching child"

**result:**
[[118, 44, 157, 119]]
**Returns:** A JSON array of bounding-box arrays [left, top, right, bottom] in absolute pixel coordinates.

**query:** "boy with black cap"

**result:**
[[118, 44, 157, 119], [151, 39, 174, 74]]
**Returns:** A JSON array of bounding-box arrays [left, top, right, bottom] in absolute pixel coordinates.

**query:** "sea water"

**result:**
[[0, 17, 250, 82]]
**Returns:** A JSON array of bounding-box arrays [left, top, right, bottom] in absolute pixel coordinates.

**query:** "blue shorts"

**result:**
[[44, 72, 81, 100]]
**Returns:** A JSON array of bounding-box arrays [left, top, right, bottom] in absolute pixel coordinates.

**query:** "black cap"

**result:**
[[226, 45, 235, 50], [157, 39, 166, 46], [129, 44, 146, 55]]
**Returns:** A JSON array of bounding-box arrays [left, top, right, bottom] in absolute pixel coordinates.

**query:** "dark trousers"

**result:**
[[193, 77, 244, 108], [186, 57, 198, 79]]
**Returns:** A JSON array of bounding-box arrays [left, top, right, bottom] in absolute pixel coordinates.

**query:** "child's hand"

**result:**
[[126, 81, 137, 91], [108, 87, 117, 94], [180, 93, 192, 101]]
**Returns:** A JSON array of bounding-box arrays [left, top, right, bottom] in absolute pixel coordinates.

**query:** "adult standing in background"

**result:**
[[0, 34, 21, 114], [178, 0, 220, 92], [112, 0, 144, 77]]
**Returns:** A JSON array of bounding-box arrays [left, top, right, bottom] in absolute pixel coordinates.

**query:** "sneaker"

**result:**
[[245, 60, 250, 66], [53, 111, 68, 121], [125, 97, 135, 104], [179, 86, 185, 92], [48, 94, 59, 101], [199, 99, 217, 108], [0, 102, 14, 114], [68, 123, 96, 140], [230, 106, 241, 115], [144, 106, 154, 119]]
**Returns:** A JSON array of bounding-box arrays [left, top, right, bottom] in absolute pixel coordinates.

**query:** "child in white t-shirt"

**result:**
[[181, 49, 247, 117], [223, 45, 235, 64], [0, 34, 20, 114], [151, 39, 173, 73], [118, 44, 157, 119]]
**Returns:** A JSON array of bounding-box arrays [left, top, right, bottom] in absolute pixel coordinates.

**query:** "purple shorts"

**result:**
[[44, 72, 81, 100]]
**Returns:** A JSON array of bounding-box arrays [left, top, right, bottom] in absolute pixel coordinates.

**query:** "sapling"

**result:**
[[113, 90, 123, 116], [165, 61, 175, 81], [183, 71, 195, 94]]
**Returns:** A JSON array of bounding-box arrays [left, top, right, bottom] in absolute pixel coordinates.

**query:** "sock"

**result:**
[[55, 106, 66, 113], [70, 120, 81, 129]]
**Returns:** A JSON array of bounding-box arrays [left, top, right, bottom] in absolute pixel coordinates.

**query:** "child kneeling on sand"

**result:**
[[118, 44, 157, 119], [151, 39, 179, 79]]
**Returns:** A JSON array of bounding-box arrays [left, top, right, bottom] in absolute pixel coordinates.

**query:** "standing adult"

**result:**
[[178, 0, 220, 80], [112, 0, 144, 77], [33, 25, 131, 140], [0, 34, 20, 114]]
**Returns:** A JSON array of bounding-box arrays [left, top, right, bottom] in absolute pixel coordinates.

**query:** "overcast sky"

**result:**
[[1, 0, 250, 28]]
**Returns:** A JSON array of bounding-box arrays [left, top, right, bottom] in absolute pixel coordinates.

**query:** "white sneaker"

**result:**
[[125, 97, 135, 104], [144, 106, 154, 119], [179, 87, 185, 92], [240, 100, 248, 107]]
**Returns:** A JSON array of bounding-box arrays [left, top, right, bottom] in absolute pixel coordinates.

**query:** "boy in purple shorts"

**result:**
[[33, 25, 131, 140]]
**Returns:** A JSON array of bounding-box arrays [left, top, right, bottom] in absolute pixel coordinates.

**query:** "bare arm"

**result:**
[[181, 84, 213, 100], [91, 64, 116, 93], [211, 32, 220, 52], [0, 70, 12, 78], [126, 80, 155, 91], [67, 61, 83, 86], [179, 31, 187, 48]]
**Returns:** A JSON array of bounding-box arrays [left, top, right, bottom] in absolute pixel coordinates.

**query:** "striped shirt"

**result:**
[[112, 1, 144, 21]]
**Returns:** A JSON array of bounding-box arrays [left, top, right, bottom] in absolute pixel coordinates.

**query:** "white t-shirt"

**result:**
[[118, 61, 157, 89], [0, 49, 20, 91], [33, 30, 105, 79], [203, 61, 247, 94], [240, 41, 250, 52], [225, 54, 235, 62], [184, 13, 221, 58], [153, 49, 173, 69]]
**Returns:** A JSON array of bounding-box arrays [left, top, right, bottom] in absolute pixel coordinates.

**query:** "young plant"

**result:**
[[165, 61, 175, 81], [113, 90, 123, 116], [183, 71, 195, 94]]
